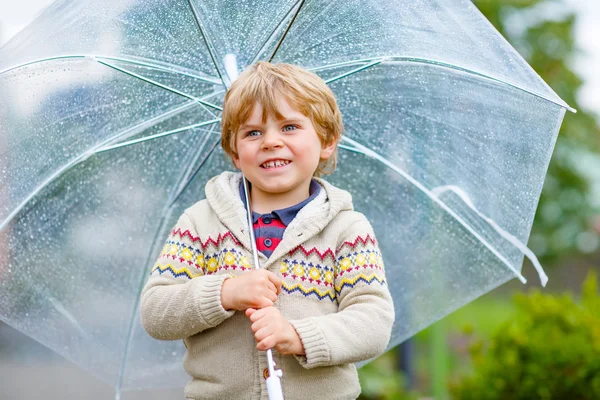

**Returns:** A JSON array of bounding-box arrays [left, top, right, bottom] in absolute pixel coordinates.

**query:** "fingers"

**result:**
[[267, 272, 283, 295], [257, 335, 276, 351], [247, 306, 270, 322], [267, 281, 277, 296], [266, 288, 278, 303], [245, 308, 257, 318], [235, 269, 283, 310], [256, 297, 274, 309], [252, 322, 271, 340]]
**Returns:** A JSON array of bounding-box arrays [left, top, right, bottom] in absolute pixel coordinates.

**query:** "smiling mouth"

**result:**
[[261, 160, 291, 169]]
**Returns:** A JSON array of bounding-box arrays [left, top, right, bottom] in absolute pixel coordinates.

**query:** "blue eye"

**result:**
[[283, 125, 297, 132], [247, 130, 261, 137]]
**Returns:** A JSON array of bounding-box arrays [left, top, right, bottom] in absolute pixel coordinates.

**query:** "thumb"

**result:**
[[245, 308, 257, 318]]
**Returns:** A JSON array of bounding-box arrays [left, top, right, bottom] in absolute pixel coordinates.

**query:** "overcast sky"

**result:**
[[0, 0, 598, 117]]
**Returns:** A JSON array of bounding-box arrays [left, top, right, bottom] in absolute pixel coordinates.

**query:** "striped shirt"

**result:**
[[239, 180, 321, 257]]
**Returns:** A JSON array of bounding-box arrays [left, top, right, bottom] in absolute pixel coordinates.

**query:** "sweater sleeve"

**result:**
[[289, 215, 395, 368], [140, 212, 235, 340]]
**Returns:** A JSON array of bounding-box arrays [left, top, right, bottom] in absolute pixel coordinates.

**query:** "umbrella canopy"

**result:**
[[0, 0, 572, 395]]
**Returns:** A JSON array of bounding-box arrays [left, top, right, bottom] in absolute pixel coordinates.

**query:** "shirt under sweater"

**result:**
[[239, 179, 321, 257]]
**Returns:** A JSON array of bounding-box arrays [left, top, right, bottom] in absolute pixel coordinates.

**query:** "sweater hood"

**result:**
[[204, 171, 354, 264], [205, 171, 354, 225]]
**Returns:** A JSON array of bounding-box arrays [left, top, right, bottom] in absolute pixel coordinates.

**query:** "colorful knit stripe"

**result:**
[[334, 249, 385, 276], [288, 245, 336, 261], [280, 272, 386, 301], [159, 240, 205, 270], [281, 282, 335, 302], [335, 273, 386, 294], [170, 229, 241, 248], [203, 248, 252, 272], [151, 263, 201, 280], [336, 234, 377, 252], [280, 259, 335, 286]]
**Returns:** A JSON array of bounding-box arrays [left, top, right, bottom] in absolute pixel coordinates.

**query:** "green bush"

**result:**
[[358, 349, 419, 400], [450, 271, 600, 400]]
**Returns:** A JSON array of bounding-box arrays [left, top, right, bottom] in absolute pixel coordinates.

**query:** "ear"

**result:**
[[320, 139, 337, 160], [233, 155, 241, 169]]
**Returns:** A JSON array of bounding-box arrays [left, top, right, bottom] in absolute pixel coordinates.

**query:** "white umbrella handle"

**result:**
[[242, 176, 285, 400], [266, 350, 284, 400]]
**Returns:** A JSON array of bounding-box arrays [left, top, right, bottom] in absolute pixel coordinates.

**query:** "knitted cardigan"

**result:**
[[140, 171, 395, 400]]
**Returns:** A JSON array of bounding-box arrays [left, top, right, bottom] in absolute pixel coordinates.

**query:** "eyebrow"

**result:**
[[239, 118, 304, 131], [239, 123, 261, 131]]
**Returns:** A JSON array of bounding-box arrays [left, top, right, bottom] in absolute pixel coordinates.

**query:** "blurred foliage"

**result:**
[[358, 350, 419, 400], [355, 2, 600, 398], [474, 0, 600, 262], [449, 271, 600, 399]]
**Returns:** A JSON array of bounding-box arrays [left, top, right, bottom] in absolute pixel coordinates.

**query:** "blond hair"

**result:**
[[221, 62, 343, 176]]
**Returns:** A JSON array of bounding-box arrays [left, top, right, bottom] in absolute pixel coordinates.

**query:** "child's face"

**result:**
[[234, 93, 336, 201]]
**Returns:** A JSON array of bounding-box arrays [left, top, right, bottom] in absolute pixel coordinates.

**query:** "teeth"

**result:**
[[262, 160, 290, 168]]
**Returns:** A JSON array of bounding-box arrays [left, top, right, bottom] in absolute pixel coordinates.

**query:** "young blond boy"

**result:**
[[140, 62, 395, 400]]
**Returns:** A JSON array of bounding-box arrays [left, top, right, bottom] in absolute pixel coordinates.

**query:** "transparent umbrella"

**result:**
[[0, 0, 573, 397]]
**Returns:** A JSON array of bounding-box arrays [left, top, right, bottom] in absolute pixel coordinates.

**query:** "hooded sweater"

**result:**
[[140, 171, 395, 400]]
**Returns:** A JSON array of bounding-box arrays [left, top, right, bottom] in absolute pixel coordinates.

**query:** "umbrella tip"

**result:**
[[224, 54, 239, 85]]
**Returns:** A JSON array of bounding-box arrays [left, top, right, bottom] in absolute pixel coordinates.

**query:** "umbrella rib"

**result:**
[[96, 55, 222, 84], [95, 119, 220, 154], [186, 0, 227, 88], [268, 0, 307, 63], [250, 0, 303, 64], [168, 136, 223, 208], [96, 59, 222, 115], [115, 126, 221, 397], [0, 54, 220, 84], [339, 135, 547, 286], [309, 57, 380, 72], [115, 205, 178, 399], [314, 55, 574, 112], [324, 60, 381, 84], [0, 99, 206, 233]]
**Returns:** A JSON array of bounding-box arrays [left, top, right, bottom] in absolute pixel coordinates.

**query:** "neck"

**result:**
[[249, 181, 311, 214]]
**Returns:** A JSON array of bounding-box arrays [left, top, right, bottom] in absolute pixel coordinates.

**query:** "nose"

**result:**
[[260, 130, 283, 150]]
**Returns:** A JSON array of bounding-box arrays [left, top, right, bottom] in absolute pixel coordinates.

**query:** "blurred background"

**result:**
[[1, 0, 599, 399]]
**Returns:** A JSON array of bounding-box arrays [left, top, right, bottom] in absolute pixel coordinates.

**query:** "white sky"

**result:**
[[0, 0, 598, 117]]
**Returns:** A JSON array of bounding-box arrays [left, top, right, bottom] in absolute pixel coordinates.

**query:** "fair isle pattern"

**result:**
[[279, 236, 386, 301], [335, 235, 386, 296], [288, 245, 336, 262], [152, 227, 385, 298], [171, 228, 241, 249], [280, 259, 336, 301], [203, 248, 252, 275], [335, 273, 386, 295], [336, 234, 377, 253], [334, 249, 384, 277], [152, 245, 252, 280], [159, 240, 206, 271], [150, 230, 248, 281], [152, 263, 202, 280]]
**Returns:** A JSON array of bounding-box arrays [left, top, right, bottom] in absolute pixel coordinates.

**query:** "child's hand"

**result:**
[[245, 307, 305, 355], [221, 269, 282, 311]]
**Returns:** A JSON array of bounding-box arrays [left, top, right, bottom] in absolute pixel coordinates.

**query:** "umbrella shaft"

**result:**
[[242, 176, 284, 399]]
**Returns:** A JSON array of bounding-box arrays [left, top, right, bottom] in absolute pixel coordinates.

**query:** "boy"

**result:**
[[140, 62, 395, 400]]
